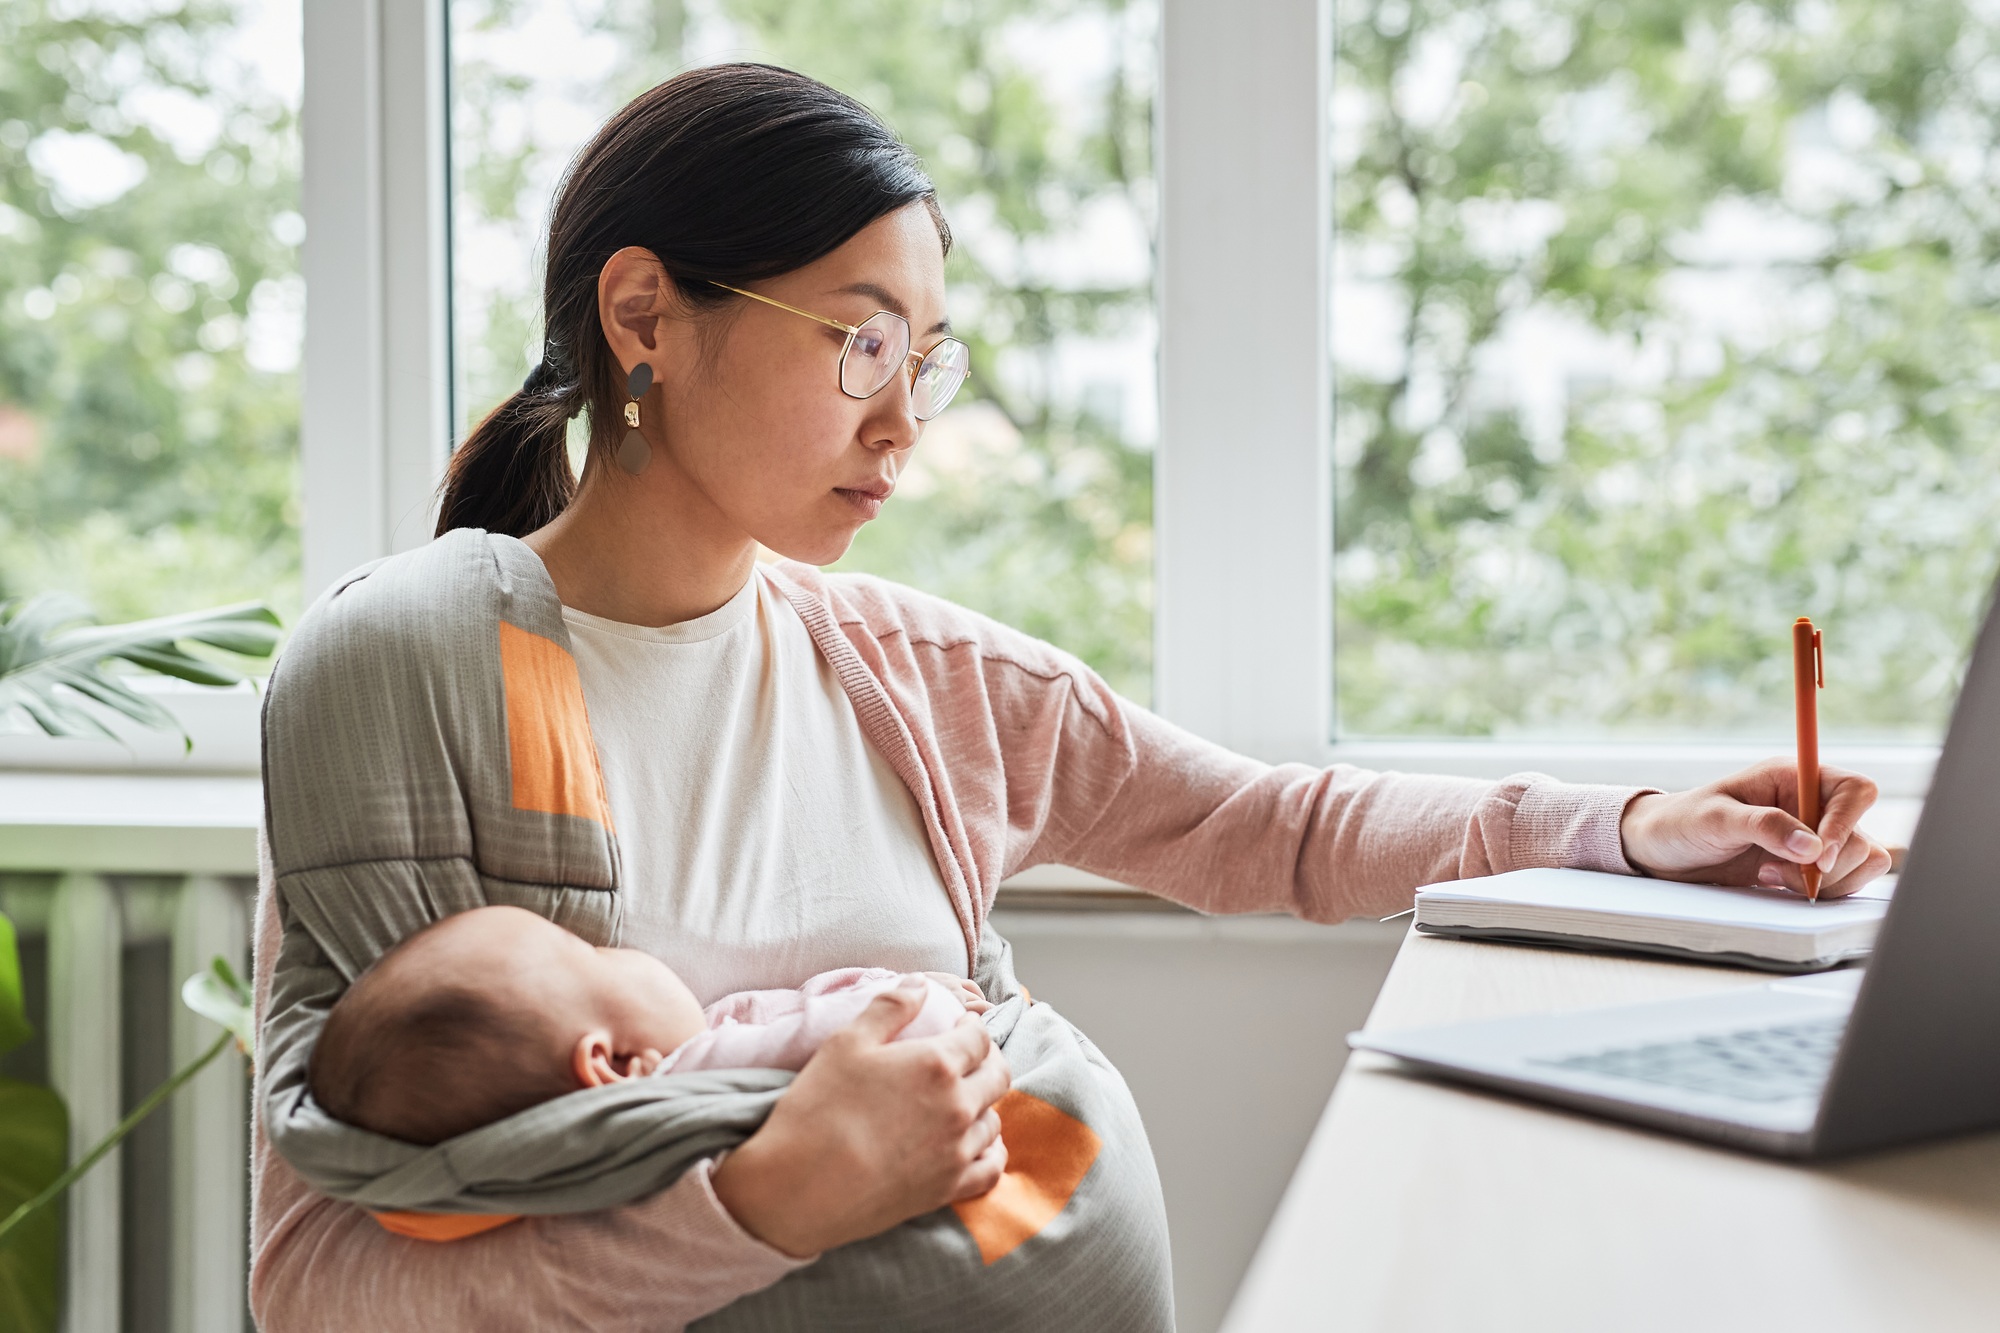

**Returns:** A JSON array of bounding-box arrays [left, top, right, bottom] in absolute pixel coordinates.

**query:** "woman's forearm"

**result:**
[[251, 1139, 805, 1333], [1043, 680, 1646, 919]]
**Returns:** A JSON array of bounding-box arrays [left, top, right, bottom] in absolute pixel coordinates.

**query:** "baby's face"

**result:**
[[436, 907, 707, 1078]]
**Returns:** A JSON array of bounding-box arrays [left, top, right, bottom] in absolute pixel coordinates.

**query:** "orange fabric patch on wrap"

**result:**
[[498, 620, 611, 828], [370, 1210, 521, 1242], [950, 1088, 1102, 1265]]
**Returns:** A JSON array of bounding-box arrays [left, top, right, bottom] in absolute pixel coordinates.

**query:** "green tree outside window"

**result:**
[[1334, 0, 2000, 740], [0, 0, 303, 628]]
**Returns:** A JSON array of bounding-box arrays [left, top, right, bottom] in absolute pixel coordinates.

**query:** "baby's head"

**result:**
[[308, 906, 705, 1144]]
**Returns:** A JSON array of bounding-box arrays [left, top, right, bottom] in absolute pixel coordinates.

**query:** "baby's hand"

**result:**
[[922, 972, 993, 1014]]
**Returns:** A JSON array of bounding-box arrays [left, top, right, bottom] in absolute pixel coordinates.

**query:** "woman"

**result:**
[[249, 63, 1889, 1331]]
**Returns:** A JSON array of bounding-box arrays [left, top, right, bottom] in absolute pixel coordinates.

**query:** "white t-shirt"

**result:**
[[561, 566, 967, 1005]]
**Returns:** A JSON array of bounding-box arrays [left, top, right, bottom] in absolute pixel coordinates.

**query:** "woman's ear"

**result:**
[[572, 1030, 627, 1088], [597, 246, 673, 372]]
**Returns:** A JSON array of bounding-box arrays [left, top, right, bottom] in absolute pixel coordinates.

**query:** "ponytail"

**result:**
[[434, 363, 577, 538], [434, 63, 945, 537]]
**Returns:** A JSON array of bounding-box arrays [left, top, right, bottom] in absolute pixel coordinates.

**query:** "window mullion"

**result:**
[[1154, 0, 1332, 766], [301, 0, 450, 602]]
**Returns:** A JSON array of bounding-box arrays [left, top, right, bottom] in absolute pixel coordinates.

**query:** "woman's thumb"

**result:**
[[845, 977, 929, 1043], [1729, 800, 1822, 863]]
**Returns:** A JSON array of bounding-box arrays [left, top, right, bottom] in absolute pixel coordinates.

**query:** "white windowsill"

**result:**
[[1324, 738, 1937, 800], [0, 679, 262, 775]]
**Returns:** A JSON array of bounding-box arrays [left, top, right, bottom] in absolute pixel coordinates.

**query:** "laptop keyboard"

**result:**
[[1533, 1016, 1845, 1103]]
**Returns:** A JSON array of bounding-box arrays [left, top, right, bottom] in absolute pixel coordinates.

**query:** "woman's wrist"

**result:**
[[710, 1134, 822, 1260], [1618, 791, 1670, 875]]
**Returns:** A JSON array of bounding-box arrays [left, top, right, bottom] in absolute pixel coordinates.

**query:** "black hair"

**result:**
[[436, 62, 950, 538]]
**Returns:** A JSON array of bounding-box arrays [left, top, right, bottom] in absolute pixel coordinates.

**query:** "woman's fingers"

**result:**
[[1819, 833, 1892, 898], [962, 1106, 1002, 1159], [842, 978, 931, 1044], [935, 1011, 994, 1077], [1810, 766, 1879, 873], [960, 1038, 1013, 1110], [950, 1129, 1009, 1202], [1720, 799, 1821, 865], [1756, 831, 1890, 898]]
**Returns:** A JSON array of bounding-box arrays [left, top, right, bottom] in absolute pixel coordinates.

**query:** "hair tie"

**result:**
[[522, 358, 558, 395]]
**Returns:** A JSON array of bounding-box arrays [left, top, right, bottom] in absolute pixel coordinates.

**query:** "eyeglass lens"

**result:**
[[911, 339, 970, 422], [839, 312, 971, 422], [840, 313, 909, 400]]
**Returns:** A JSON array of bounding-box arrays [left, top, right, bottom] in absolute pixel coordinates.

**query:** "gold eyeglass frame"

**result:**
[[709, 281, 969, 420]]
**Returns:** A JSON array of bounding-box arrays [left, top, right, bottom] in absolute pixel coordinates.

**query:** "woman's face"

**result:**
[[644, 202, 951, 566]]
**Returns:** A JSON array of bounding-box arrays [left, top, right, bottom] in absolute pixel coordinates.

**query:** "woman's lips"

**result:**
[[835, 485, 890, 519]]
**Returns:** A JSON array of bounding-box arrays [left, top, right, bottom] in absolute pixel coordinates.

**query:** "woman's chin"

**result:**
[[760, 527, 859, 568]]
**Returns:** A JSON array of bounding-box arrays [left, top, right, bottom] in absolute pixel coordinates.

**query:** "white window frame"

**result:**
[[2, 0, 1936, 801], [300, 0, 453, 596]]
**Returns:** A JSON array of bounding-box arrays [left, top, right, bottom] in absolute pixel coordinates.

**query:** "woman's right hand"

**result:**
[[709, 977, 1012, 1257]]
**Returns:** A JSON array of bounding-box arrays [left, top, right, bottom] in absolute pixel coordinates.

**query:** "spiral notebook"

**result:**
[[1413, 868, 1892, 973]]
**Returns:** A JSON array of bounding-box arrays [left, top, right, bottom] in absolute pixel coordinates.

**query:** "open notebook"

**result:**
[[1413, 868, 1893, 973]]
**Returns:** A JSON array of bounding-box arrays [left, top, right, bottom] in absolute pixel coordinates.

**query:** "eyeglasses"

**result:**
[[709, 281, 971, 422]]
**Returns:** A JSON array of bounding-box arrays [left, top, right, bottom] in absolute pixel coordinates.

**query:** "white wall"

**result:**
[[992, 910, 1404, 1333]]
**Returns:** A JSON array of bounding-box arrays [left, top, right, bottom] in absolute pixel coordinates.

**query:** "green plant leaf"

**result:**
[[0, 596, 282, 748], [0, 917, 30, 1059], [0, 1079, 66, 1333], [182, 956, 254, 1052]]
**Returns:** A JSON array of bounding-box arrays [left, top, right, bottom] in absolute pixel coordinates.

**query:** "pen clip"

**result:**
[[1813, 628, 1824, 689]]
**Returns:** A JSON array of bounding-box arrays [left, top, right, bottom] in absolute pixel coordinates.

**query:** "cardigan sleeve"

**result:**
[[831, 576, 1649, 922], [1042, 687, 1649, 920]]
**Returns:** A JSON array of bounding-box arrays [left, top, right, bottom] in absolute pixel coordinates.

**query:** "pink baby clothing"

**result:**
[[662, 969, 967, 1075]]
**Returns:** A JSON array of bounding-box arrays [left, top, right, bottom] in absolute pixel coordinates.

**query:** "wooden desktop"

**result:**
[[1223, 927, 2000, 1332]]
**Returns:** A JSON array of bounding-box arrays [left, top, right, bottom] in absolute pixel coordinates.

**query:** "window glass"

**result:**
[[0, 0, 303, 624], [450, 0, 1157, 700], [1332, 0, 1999, 741]]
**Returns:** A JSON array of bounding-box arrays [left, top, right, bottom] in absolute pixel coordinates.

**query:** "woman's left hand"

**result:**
[[1619, 757, 1893, 898]]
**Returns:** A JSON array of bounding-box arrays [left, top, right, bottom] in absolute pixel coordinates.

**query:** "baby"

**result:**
[[308, 905, 989, 1145]]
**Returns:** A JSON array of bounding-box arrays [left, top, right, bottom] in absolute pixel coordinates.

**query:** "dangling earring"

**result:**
[[617, 362, 654, 475]]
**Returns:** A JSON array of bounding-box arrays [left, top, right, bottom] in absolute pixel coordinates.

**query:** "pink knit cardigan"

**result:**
[[249, 560, 1645, 1332]]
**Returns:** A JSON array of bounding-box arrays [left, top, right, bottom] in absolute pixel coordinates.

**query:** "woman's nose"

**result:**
[[863, 373, 922, 452]]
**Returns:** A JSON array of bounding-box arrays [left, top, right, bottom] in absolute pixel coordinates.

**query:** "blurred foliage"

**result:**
[[451, 0, 1158, 699], [0, 593, 281, 743], [0, 912, 63, 1333], [1335, 0, 2000, 739], [0, 0, 303, 629]]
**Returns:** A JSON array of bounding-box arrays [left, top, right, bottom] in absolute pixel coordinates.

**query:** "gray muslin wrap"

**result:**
[[258, 530, 1175, 1331]]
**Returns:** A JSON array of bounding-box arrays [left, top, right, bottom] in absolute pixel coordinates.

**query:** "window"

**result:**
[[449, 0, 1159, 700], [1331, 0, 2000, 745], [0, 0, 303, 626]]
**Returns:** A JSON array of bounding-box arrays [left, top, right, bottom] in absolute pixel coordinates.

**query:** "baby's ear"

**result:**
[[573, 1030, 624, 1087]]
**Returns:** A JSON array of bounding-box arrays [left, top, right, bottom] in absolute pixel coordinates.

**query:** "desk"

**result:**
[[1224, 928, 2000, 1332]]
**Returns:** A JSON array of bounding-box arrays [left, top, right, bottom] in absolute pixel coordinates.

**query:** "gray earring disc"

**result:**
[[616, 427, 651, 476], [626, 362, 653, 399]]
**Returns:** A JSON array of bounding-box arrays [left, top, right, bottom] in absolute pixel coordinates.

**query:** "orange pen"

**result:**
[[1793, 617, 1825, 900]]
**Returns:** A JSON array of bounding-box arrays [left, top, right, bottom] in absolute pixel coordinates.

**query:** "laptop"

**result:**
[[1348, 583, 2000, 1159]]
